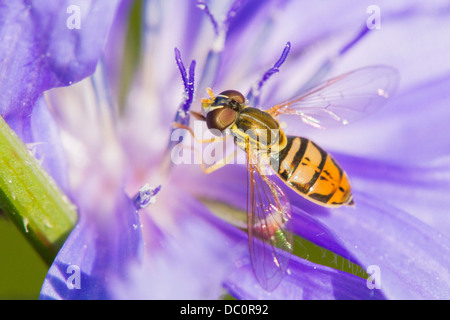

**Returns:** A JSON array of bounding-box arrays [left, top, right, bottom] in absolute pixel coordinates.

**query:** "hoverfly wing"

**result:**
[[246, 147, 293, 291], [267, 66, 399, 130]]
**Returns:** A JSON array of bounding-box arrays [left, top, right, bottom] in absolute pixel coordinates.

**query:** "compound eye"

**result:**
[[217, 90, 245, 105], [206, 107, 238, 135]]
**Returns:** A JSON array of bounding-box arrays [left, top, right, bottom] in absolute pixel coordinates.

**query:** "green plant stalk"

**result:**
[[0, 115, 78, 266]]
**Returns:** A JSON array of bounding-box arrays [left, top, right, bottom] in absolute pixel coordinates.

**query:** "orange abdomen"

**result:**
[[273, 136, 353, 207]]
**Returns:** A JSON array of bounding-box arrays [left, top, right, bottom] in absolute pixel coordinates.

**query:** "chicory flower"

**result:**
[[1, 0, 450, 300]]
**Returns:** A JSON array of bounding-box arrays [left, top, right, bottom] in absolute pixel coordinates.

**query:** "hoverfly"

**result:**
[[185, 66, 399, 291]]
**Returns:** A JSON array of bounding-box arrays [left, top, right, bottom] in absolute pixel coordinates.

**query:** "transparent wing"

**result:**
[[247, 148, 293, 291], [267, 66, 399, 129]]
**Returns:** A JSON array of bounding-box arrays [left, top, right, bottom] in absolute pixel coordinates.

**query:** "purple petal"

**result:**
[[215, 1, 450, 113], [291, 205, 354, 264], [178, 180, 383, 299], [174, 160, 450, 299], [101, 0, 134, 100], [172, 164, 249, 214], [217, 0, 377, 92], [313, 191, 450, 299], [225, 254, 385, 300], [163, 184, 382, 299], [173, 164, 344, 250], [331, 5, 450, 91], [299, 74, 450, 164], [0, 0, 120, 120], [173, 164, 348, 254], [335, 152, 450, 235], [0, 0, 121, 192], [40, 191, 142, 300], [111, 188, 240, 299]]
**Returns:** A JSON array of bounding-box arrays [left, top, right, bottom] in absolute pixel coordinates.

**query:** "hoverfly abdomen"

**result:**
[[274, 136, 353, 207]]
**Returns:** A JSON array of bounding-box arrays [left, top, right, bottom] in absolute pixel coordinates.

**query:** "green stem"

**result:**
[[0, 115, 78, 265]]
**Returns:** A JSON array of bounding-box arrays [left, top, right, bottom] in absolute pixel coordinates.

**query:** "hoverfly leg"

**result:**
[[172, 122, 225, 144], [172, 122, 237, 174], [177, 139, 237, 174], [200, 148, 238, 174]]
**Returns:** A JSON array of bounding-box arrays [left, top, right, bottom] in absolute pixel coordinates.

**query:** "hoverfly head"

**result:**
[[202, 90, 245, 136], [213, 90, 245, 112]]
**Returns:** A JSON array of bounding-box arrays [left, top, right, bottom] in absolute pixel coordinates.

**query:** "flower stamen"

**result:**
[[133, 184, 162, 210], [196, 1, 219, 36], [247, 42, 291, 107], [163, 48, 196, 171], [294, 24, 371, 95], [225, 0, 245, 25], [174, 48, 196, 123], [196, 1, 246, 92]]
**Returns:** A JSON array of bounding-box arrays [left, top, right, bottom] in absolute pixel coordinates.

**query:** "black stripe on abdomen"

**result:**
[[276, 136, 308, 180], [304, 141, 328, 193], [280, 138, 328, 195]]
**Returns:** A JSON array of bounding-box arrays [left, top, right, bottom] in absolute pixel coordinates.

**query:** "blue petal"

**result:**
[[174, 164, 353, 259], [111, 188, 240, 299], [0, 0, 121, 190], [176, 160, 450, 299], [301, 74, 450, 165], [225, 254, 385, 300], [0, 0, 120, 119], [335, 152, 450, 236], [312, 191, 450, 299], [40, 191, 142, 300], [172, 166, 381, 299]]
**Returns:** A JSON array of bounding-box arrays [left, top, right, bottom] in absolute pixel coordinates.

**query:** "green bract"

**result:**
[[0, 115, 77, 265]]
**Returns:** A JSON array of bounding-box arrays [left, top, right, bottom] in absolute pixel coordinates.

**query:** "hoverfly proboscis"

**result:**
[[181, 65, 399, 291]]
